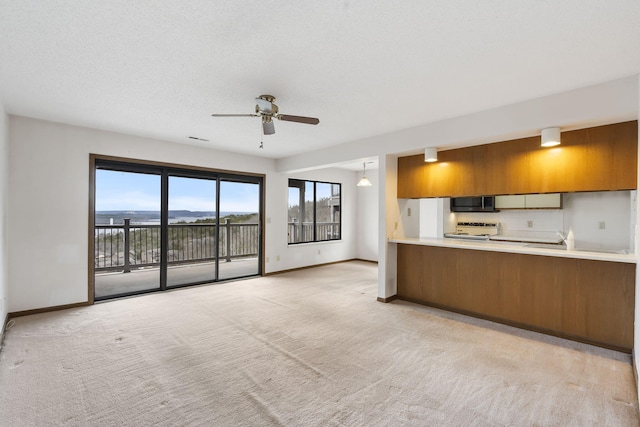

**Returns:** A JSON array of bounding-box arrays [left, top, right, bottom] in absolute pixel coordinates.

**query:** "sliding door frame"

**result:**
[[89, 154, 265, 302]]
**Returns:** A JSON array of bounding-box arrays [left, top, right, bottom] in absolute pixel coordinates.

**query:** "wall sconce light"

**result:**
[[541, 127, 561, 147], [356, 162, 372, 187], [424, 147, 438, 162]]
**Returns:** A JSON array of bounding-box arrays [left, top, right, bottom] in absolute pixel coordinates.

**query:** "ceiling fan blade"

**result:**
[[262, 120, 275, 135], [277, 114, 320, 125], [211, 114, 259, 117]]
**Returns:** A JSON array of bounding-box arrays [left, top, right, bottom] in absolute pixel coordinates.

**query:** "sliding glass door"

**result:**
[[218, 179, 261, 280], [93, 158, 262, 300], [94, 168, 162, 299], [166, 175, 218, 287]]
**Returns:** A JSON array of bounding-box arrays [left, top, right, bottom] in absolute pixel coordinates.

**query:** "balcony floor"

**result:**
[[95, 258, 259, 299]]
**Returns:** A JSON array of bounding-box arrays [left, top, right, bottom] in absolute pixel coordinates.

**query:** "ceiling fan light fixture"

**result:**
[[256, 95, 275, 114], [262, 117, 275, 135]]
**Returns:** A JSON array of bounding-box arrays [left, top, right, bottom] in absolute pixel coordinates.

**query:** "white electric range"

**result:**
[[444, 222, 499, 241]]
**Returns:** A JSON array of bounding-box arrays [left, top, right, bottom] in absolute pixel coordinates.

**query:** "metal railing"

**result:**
[[95, 219, 259, 272], [287, 221, 340, 243]]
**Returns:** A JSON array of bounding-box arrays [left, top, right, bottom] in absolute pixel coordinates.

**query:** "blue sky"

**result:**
[[96, 170, 259, 212]]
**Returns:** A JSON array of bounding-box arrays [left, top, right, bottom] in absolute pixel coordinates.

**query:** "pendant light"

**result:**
[[357, 162, 372, 187], [541, 127, 561, 147]]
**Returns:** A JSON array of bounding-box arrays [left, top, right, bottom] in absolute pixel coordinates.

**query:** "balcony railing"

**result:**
[[287, 221, 340, 243], [95, 219, 259, 272]]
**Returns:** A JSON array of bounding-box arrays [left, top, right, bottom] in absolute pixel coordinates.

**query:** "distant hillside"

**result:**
[[96, 210, 255, 225], [177, 213, 259, 224]]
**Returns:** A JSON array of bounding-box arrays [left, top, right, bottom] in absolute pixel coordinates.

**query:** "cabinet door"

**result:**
[[495, 195, 525, 209], [525, 193, 562, 208], [397, 155, 424, 198], [397, 244, 424, 300]]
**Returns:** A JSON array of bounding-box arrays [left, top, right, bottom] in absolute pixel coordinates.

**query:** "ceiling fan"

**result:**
[[211, 95, 320, 136]]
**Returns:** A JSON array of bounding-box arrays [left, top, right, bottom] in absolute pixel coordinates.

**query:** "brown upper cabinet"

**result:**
[[397, 121, 638, 198]]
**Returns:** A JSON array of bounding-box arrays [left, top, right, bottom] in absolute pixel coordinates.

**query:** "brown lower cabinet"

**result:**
[[397, 244, 635, 352]]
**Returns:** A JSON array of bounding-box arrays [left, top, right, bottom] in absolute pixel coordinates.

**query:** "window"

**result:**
[[288, 179, 341, 244]]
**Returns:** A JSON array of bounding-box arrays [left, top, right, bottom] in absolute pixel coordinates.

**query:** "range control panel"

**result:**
[[455, 222, 499, 236]]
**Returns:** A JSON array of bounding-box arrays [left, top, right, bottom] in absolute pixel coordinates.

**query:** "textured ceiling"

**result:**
[[1, 1, 639, 160]]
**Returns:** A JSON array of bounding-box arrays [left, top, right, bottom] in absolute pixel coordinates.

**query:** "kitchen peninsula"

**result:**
[[392, 121, 638, 353], [390, 236, 635, 352]]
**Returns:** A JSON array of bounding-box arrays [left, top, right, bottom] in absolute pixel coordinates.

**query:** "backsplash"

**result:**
[[562, 190, 634, 251], [453, 191, 634, 250], [457, 209, 562, 234]]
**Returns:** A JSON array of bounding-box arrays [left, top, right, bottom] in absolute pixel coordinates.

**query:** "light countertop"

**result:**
[[389, 236, 637, 264]]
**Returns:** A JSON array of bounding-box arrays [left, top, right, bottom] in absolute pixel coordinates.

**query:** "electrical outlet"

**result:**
[[527, 220, 533, 228], [407, 208, 412, 216], [599, 221, 606, 230]]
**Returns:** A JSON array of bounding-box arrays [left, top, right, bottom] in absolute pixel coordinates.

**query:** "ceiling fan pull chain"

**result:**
[[259, 125, 264, 149]]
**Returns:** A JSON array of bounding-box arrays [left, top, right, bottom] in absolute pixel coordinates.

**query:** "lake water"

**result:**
[[95, 211, 253, 226]]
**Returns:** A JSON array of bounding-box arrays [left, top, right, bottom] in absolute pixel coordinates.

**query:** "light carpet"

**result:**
[[0, 261, 638, 426]]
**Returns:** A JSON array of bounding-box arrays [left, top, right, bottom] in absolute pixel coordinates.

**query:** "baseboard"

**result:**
[[265, 258, 374, 276], [377, 295, 397, 303], [0, 312, 9, 349], [9, 301, 91, 318], [354, 258, 378, 264], [633, 348, 639, 403]]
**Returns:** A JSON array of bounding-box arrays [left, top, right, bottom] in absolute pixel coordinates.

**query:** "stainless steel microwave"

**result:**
[[450, 196, 497, 213]]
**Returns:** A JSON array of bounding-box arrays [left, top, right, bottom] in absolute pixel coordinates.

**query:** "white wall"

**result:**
[[0, 102, 8, 330], [396, 199, 420, 238], [563, 191, 633, 250], [7, 116, 358, 312], [356, 167, 378, 261], [379, 155, 398, 300]]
